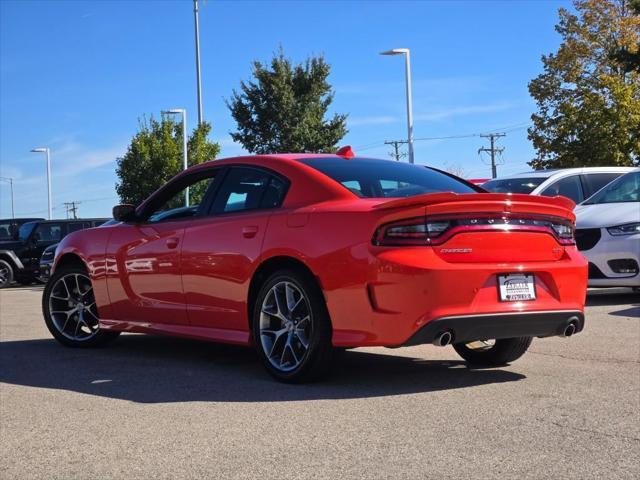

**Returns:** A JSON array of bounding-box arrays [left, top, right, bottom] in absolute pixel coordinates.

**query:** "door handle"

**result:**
[[166, 237, 180, 249], [242, 226, 259, 239]]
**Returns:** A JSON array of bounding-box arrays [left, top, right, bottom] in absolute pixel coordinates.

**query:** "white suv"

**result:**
[[574, 170, 640, 288], [482, 167, 637, 204]]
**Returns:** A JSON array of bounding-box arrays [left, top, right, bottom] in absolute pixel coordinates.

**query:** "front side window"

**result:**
[[581, 173, 623, 198], [146, 172, 217, 223], [541, 175, 584, 203], [583, 171, 639, 205], [483, 177, 547, 194], [212, 167, 287, 213], [18, 222, 37, 241], [299, 158, 476, 198]]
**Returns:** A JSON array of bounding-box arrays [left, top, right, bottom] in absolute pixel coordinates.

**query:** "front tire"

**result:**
[[252, 269, 333, 383], [453, 337, 532, 366], [42, 265, 120, 347], [0, 259, 14, 288]]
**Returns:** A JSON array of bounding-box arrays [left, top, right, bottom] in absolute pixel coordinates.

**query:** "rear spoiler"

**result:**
[[371, 192, 576, 212]]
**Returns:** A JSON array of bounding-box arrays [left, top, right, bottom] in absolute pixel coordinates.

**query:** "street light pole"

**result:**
[[162, 109, 189, 206], [30, 147, 52, 219], [193, 0, 203, 125], [0, 177, 14, 219], [380, 48, 415, 164]]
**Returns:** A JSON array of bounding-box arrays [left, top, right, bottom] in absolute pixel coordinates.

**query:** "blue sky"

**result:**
[[0, 0, 571, 218]]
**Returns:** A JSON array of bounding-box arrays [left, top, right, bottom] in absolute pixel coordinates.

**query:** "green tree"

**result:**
[[116, 116, 220, 205], [613, 0, 640, 72], [227, 50, 347, 154], [528, 0, 640, 169]]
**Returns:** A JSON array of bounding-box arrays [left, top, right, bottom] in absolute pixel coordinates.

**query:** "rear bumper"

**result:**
[[404, 310, 584, 346]]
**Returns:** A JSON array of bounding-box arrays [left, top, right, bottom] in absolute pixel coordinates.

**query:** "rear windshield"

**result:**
[[482, 177, 547, 194], [298, 158, 476, 198]]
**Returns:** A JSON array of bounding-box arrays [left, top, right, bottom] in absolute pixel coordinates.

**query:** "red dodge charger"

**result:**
[[43, 150, 587, 382]]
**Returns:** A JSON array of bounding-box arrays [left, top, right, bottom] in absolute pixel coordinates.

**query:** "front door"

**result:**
[[105, 169, 219, 326]]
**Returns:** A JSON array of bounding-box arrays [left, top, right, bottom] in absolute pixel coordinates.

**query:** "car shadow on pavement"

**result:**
[[586, 288, 639, 308], [0, 334, 525, 403]]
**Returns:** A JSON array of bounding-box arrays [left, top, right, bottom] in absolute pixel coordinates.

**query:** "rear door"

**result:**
[[181, 166, 289, 332], [540, 174, 585, 204], [26, 222, 64, 270]]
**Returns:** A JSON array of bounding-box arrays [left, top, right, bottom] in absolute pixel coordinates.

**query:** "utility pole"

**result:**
[[0, 177, 14, 219], [63, 201, 81, 219], [193, 0, 203, 125], [384, 140, 408, 161], [478, 133, 506, 179]]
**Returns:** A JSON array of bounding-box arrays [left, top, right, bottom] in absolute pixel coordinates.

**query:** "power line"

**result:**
[[353, 122, 532, 152], [478, 133, 506, 179]]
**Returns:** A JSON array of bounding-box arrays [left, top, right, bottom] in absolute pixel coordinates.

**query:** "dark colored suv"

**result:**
[[0, 218, 44, 242], [0, 218, 108, 288]]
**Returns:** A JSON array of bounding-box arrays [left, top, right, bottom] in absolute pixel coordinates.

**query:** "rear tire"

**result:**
[[252, 269, 333, 383], [42, 265, 120, 348], [0, 260, 14, 288], [453, 337, 532, 366]]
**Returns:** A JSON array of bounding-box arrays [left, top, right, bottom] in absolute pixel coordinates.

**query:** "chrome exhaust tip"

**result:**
[[433, 331, 452, 347], [563, 323, 576, 337]]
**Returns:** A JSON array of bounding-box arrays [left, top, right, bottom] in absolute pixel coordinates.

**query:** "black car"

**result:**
[[0, 218, 108, 288], [38, 219, 118, 281]]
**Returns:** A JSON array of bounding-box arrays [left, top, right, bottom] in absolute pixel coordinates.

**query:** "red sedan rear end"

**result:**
[[43, 153, 587, 382]]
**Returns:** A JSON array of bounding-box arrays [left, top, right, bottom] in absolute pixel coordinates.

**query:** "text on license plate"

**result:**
[[498, 273, 536, 302]]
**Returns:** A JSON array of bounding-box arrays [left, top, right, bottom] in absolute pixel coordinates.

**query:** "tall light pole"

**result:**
[[30, 147, 52, 219], [0, 177, 15, 219], [162, 109, 189, 206], [193, 0, 203, 125], [380, 48, 414, 164]]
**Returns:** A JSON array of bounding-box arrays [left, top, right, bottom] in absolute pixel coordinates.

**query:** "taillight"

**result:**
[[373, 217, 450, 246], [373, 215, 575, 246]]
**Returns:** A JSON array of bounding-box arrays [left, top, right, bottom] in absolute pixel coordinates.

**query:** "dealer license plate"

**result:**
[[498, 273, 536, 302]]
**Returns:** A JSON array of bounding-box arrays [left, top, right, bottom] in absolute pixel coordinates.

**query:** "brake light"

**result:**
[[373, 215, 575, 246], [373, 217, 450, 246]]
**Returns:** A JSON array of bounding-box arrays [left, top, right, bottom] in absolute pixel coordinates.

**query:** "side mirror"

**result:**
[[112, 204, 137, 222]]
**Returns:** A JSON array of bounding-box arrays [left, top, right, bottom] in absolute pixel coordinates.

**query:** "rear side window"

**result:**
[[483, 177, 547, 194], [33, 223, 63, 242], [541, 175, 584, 203], [212, 167, 287, 213], [299, 158, 476, 198], [581, 173, 621, 197]]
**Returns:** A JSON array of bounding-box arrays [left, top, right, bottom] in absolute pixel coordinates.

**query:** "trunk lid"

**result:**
[[372, 192, 576, 263]]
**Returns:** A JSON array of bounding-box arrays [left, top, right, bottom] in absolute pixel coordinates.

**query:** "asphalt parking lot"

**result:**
[[0, 285, 638, 479]]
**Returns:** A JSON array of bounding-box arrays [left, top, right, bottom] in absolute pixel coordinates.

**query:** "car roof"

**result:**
[[490, 166, 637, 180], [30, 218, 110, 224]]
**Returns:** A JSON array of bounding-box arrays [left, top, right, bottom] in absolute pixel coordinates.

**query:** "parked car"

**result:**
[[0, 218, 108, 288], [467, 178, 490, 186], [43, 151, 587, 382], [38, 219, 118, 282], [574, 170, 640, 289], [482, 167, 636, 204], [0, 218, 44, 242]]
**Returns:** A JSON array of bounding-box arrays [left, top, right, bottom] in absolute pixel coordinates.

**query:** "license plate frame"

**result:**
[[497, 273, 537, 302]]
